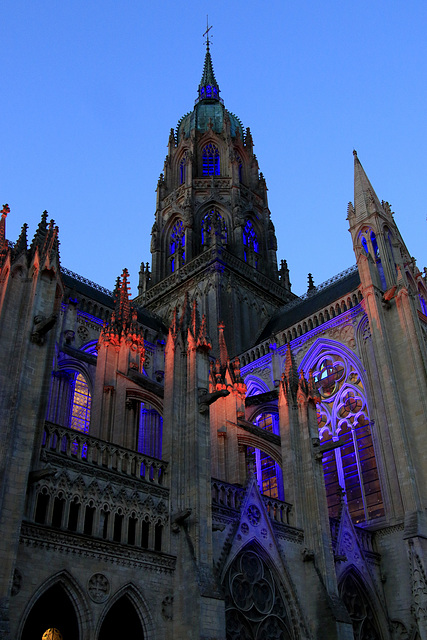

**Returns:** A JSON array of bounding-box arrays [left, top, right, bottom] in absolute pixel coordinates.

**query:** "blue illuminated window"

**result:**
[[138, 402, 163, 459], [243, 219, 259, 263], [361, 236, 369, 255], [247, 412, 284, 500], [308, 350, 384, 523], [370, 231, 387, 289], [202, 144, 220, 176], [170, 220, 185, 273]]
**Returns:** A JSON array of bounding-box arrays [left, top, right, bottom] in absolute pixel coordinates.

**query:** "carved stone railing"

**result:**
[[144, 247, 291, 306], [42, 421, 167, 485], [211, 479, 245, 510], [211, 478, 292, 526], [261, 495, 292, 525]]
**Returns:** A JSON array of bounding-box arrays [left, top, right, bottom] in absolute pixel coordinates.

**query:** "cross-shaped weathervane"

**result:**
[[203, 16, 212, 45]]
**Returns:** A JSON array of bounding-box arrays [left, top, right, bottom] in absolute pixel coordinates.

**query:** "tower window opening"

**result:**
[[170, 220, 185, 273], [202, 143, 220, 176], [243, 219, 259, 266], [370, 231, 387, 289], [201, 209, 227, 247]]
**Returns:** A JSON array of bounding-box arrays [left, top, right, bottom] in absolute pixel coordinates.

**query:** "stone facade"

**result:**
[[0, 41, 427, 640]]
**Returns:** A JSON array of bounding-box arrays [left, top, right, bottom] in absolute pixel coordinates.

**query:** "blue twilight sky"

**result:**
[[3, 1, 427, 297]]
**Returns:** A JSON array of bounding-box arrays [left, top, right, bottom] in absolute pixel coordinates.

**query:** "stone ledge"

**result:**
[[20, 523, 176, 573]]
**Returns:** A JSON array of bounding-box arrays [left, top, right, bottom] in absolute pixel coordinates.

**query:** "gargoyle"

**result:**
[[31, 314, 57, 345], [198, 388, 230, 413]]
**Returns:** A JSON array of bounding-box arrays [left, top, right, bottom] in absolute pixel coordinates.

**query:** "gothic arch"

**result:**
[[96, 583, 155, 640], [221, 540, 303, 640], [126, 388, 163, 416], [338, 567, 388, 640], [19, 570, 90, 640], [237, 433, 282, 466], [57, 358, 94, 394], [244, 375, 269, 397]]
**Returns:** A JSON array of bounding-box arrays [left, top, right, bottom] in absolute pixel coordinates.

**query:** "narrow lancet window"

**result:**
[[70, 373, 91, 435], [243, 219, 259, 267], [170, 220, 185, 273], [247, 412, 284, 500]]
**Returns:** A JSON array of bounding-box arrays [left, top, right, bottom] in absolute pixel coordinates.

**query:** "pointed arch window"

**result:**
[[202, 143, 220, 176], [370, 231, 387, 289], [201, 208, 227, 248], [243, 219, 259, 266], [247, 412, 284, 500], [170, 220, 185, 273], [419, 286, 427, 316], [138, 402, 163, 459], [70, 373, 91, 435], [307, 347, 384, 523]]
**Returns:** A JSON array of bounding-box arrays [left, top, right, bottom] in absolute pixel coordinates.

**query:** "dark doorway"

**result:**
[[98, 595, 144, 639], [21, 583, 79, 640]]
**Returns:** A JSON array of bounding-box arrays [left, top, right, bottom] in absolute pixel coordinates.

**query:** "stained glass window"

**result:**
[[310, 350, 384, 523], [70, 373, 91, 435], [202, 143, 220, 176]]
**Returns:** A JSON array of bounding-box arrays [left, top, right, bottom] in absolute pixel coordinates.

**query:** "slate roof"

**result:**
[[257, 267, 361, 342], [62, 269, 167, 334]]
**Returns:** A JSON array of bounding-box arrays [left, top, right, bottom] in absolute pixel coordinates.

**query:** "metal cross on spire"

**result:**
[[203, 16, 213, 46]]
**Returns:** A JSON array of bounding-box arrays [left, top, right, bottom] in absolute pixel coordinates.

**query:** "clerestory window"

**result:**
[[310, 349, 384, 523], [247, 412, 284, 500], [70, 373, 91, 435]]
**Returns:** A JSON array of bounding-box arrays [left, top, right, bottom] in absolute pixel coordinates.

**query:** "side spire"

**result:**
[[198, 20, 220, 102], [353, 150, 383, 220]]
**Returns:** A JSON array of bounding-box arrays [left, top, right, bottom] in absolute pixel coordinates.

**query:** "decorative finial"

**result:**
[[353, 149, 358, 157]]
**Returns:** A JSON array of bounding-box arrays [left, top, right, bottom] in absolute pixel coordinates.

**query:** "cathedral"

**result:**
[[1, 36, 427, 640]]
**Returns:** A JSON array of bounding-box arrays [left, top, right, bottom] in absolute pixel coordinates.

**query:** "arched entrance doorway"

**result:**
[[21, 584, 79, 640], [98, 595, 144, 639]]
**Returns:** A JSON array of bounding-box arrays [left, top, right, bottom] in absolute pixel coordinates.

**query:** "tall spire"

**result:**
[[198, 19, 220, 103]]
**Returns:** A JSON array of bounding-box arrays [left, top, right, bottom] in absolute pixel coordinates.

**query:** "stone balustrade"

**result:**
[[42, 421, 167, 485], [211, 478, 292, 526]]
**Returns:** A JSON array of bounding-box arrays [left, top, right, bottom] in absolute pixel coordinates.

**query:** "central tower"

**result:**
[[135, 38, 294, 355]]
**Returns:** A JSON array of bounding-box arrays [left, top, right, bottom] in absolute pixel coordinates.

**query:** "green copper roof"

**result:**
[[175, 42, 244, 141]]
